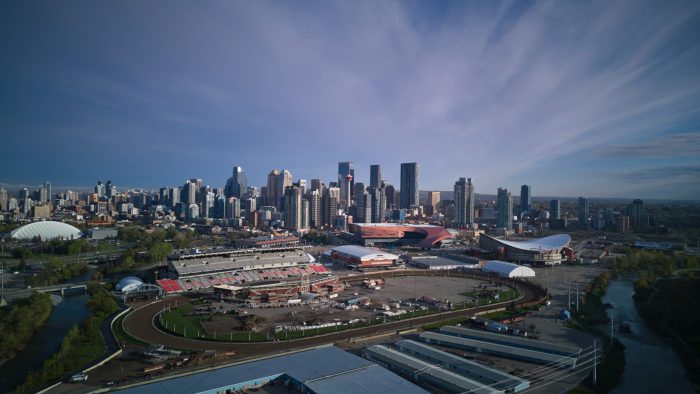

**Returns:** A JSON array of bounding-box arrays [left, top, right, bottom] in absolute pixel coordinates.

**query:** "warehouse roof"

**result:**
[[439, 326, 581, 357], [331, 245, 399, 261], [116, 346, 428, 394], [395, 340, 530, 392], [364, 345, 501, 394], [419, 332, 577, 369]]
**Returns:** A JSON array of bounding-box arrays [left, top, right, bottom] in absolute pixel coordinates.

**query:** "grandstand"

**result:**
[[156, 249, 332, 294]]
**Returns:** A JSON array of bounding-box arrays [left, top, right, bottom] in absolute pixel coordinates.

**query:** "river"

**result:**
[[602, 275, 694, 393], [0, 292, 90, 393]]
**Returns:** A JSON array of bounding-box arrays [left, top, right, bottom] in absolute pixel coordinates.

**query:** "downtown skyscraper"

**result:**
[[520, 184, 531, 213], [453, 177, 474, 227], [225, 165, 247, 199], [578, 197, 590, 228], [369, 164, 382, 189], [400, 162, 419, 209], [497, 187, 513, 230]]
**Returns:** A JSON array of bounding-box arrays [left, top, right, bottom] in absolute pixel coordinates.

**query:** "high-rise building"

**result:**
[[338, 162, 355, 198], [577, 197, 590, 228], [616, 216, 630, 233], [225, 165, 247, 199], [550, 199, 560, 220], [369, 187, 386, 223], [225, 197, 241, 219], [454, 178, 474, 227], [310, 179, 324, 193], [184, 180, 198, 204], [341, 174, 353, 209], [44, 181, 52, 203], [266, 169, 292, 210], [283, 185, 304, 231], [95, 181, 105, 198], [354, 191, 371, 223], [322, 186, 340, 227], [170, 187, 181, 207], [520, 185, 531, 213], [307, 190, 321, 228], [338, 161, 355, 204], [384, 183, 396, 209], [353, 182, 366, 200], [370, 165, 382, 189], [628, 199, 646, 229], [497, 187, 513, 230], [400, 162, 419, 209], [0, 188, 7, 211]]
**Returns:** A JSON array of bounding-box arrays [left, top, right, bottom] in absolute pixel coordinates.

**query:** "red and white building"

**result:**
[[326, 245, 399, 268]]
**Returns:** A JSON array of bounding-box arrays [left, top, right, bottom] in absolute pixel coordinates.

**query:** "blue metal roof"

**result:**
[[116, 346, 427, 394]]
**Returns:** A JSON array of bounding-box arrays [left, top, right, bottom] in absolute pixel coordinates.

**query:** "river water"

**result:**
[[0, 292, 89, 393], [602, 275, 694, 393]]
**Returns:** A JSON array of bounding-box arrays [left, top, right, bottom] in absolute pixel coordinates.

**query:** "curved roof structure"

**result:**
[[10, 221, 83, 241], [117, 276, 144, 293], [330, 245, 399, 261], [486, 234, 571, 251], [483, 260, 536, 278], [351, 223, 454, 248]]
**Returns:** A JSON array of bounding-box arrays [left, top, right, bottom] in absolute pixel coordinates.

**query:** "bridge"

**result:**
[[35, 283, 88, 296]]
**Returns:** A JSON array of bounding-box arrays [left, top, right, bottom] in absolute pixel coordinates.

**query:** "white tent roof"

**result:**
[[10, 221, 83, 240], [483, 260, 536, 278], [331, 245, 399, 261]]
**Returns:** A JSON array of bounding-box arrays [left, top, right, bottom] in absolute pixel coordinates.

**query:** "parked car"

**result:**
[[70, 373, 88, 382]]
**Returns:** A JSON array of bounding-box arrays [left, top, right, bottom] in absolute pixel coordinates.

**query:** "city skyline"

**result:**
[[2, 1, 700, 199]]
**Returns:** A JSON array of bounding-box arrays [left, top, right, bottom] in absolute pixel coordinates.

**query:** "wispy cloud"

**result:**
[[596, 133, 700, 158], [1, 0, 700, 199], [602, 164, 700, 183]]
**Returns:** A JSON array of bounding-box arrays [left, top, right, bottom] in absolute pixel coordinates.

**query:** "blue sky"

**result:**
[[1, 0, 699, 199]]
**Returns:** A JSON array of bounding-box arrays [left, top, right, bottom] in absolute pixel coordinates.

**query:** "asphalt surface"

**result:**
[[122, 270, 546, 357]]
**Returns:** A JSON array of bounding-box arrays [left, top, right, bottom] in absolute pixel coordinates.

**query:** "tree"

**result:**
[[148, 242, 173, 263]]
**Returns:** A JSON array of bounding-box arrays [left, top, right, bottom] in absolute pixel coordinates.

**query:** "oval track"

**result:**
[[123, 270, 545, 358]]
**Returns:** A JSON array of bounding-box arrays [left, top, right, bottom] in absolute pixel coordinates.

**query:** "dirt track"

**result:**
[[122, 270, 544, 358]]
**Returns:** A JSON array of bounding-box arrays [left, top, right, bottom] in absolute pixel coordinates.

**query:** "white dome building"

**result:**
[[116, 276, 144, 293], [10, 221, 83, 241], [483, 260, 536, 278]]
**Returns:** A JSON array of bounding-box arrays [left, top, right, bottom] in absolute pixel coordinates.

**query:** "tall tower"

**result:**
[[520, 185, 531, 213], [284, 185, 303, 231], [342, 175, 353, 209], [225, 165, 247, 199], [338, 162, 355, 199], [550, 199, 561, 220], [497, 188, 513, 230], [369, 187, 386, 223], [400, 162, 419, 209], [322, 186, 340, 228], [578, 197, 590, 228], [370, 165, 382, 189]]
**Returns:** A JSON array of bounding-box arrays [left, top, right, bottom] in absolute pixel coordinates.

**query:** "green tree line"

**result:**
[[0, 293, 53, 362], [12, 287, 118, 394]]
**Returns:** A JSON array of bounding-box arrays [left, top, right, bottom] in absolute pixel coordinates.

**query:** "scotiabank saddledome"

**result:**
[[348, 223, 454, 249], [479, 234, 571, 265]]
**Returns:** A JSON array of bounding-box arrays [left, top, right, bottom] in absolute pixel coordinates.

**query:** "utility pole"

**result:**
[[568, 284, 571, 310], [593, 339, 597, 387], [576, 283, 579, 312], [610, 312, 614, 342]]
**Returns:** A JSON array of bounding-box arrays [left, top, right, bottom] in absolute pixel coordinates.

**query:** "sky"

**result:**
[[1, 0, 699, 199]]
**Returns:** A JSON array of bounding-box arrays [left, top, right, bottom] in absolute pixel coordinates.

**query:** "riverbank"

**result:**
[[0, 293, 90, 393], [566, 270, 625, 394], [11, 287, 118, 394], [0, 293, 53, 364]]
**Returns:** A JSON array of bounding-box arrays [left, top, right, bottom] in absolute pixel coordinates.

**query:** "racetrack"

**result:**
[[122, 270, 545, 358]]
